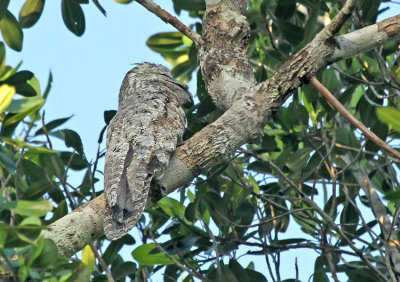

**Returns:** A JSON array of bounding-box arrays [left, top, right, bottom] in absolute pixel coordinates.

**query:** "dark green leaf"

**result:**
[[0, 41, 5, 66], [21, 179, 54, 200], [112, 262, 137, 280], [277, 20, 304, 45], [313, 256, 329, 282], [322, 68, 340, 95], [63, 129, 84, 155], [35, 116, 73, 135], [49, 200, 68, 223], [340, 202, 359, 237], [184, 202, 196, 222], [20, 158, 45, 182], [42, 71, 53, 99], [60, 151, 88, 170], [31, 239, 58, 267], [66, 263, 91, 282], [0, 1, 9, 19], [14, 83, 36, 97], [275, 0, 296, 19], [173, 0, 205, 14], [286, 147, 313, 172], [246, 269, 267, 282], [92, 0, 106, 16], [104, 110, 117, 125], [0, 149, 16, 172], [384, 190, 400, 205], [61, 0, 85, 36]]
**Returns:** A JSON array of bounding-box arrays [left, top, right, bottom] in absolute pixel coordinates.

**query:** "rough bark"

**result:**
[[42, 2, 400, 257]]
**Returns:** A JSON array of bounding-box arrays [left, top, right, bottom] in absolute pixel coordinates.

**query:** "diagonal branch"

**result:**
[[135, 0, 203, 46], [317, 0, 359, 41], [310, 76, 400, 159]]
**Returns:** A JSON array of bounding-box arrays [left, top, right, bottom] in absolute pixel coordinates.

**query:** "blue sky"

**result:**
[[5, 1, 400, 281]]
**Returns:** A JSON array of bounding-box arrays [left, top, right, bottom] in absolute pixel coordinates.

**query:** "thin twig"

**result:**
[[310, 76, 400, 160], [266, 159, 390, 282], [148, 230, 209, 281], [198, 212, 223, 280], [317, 0, 359, 41], [135, 0, 203, 46], [89, 244, 115, 282]]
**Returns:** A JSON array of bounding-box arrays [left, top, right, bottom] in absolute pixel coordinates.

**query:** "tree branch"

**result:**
[[310, 76, 400, 159], [135, 0, 203, 46], [317, 0, 359, 41]]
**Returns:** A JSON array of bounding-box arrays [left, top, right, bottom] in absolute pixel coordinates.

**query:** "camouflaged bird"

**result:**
[[103, 63, 191, 240]]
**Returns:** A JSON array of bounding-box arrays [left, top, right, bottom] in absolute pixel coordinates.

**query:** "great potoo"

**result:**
[[103, 63, 192, 240]]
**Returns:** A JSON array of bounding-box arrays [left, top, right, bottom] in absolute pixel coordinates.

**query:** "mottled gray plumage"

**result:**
[[103, 63, 191, 240]]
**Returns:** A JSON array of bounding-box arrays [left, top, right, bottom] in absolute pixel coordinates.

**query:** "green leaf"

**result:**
[[50, 199, 68, 223], [340, 202, 358, 237], [92, 0, 106, 16], [1, 199, 53, 216], [21, 179, 54, 200], [157, 197, 186, 219], [246, 269, 267, 282], [275, 0, 296, 19], [277, 20, 304, 45], [0, 149, 16, 172], [0, 41, 5, 72], [132, 244, 177, 266], [35, 116, 73, 135], [61, 0, 85, 36], [63, 129, 84, 155], [0, 11, 23, 51], [2, 137, 57, 154], [172, 0, 205, 14], [0, 1, 9, 19], [65, 263, 91, 282], [286, 147, 313, 172], [384, 190, 400, 205], [3, 96, 45, 126], [60, 151, 88, 170], [112, 262, 137, 280], [103, 240, 124, 265], [31, 238, 58, 267], [19, 0, 44, 28], [0, 230, 7, 248], [376, 107, 400, 133], [104, 110, 116, 125], [4, 70, 33, 84], [147, 32, 184, 51], [322, 68, 340, 95], [313, 256, 329, 282]]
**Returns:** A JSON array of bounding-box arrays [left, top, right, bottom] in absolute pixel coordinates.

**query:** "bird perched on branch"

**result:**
[[103, 63, 192, 240]]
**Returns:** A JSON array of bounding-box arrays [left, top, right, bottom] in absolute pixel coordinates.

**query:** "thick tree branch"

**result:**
[[135, 0, 203, 46], [43, 7, 400, 257], [198, 0, 256, 110]]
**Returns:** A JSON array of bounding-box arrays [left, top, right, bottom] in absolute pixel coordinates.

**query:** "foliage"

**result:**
[[1, 0, 400, 281]]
